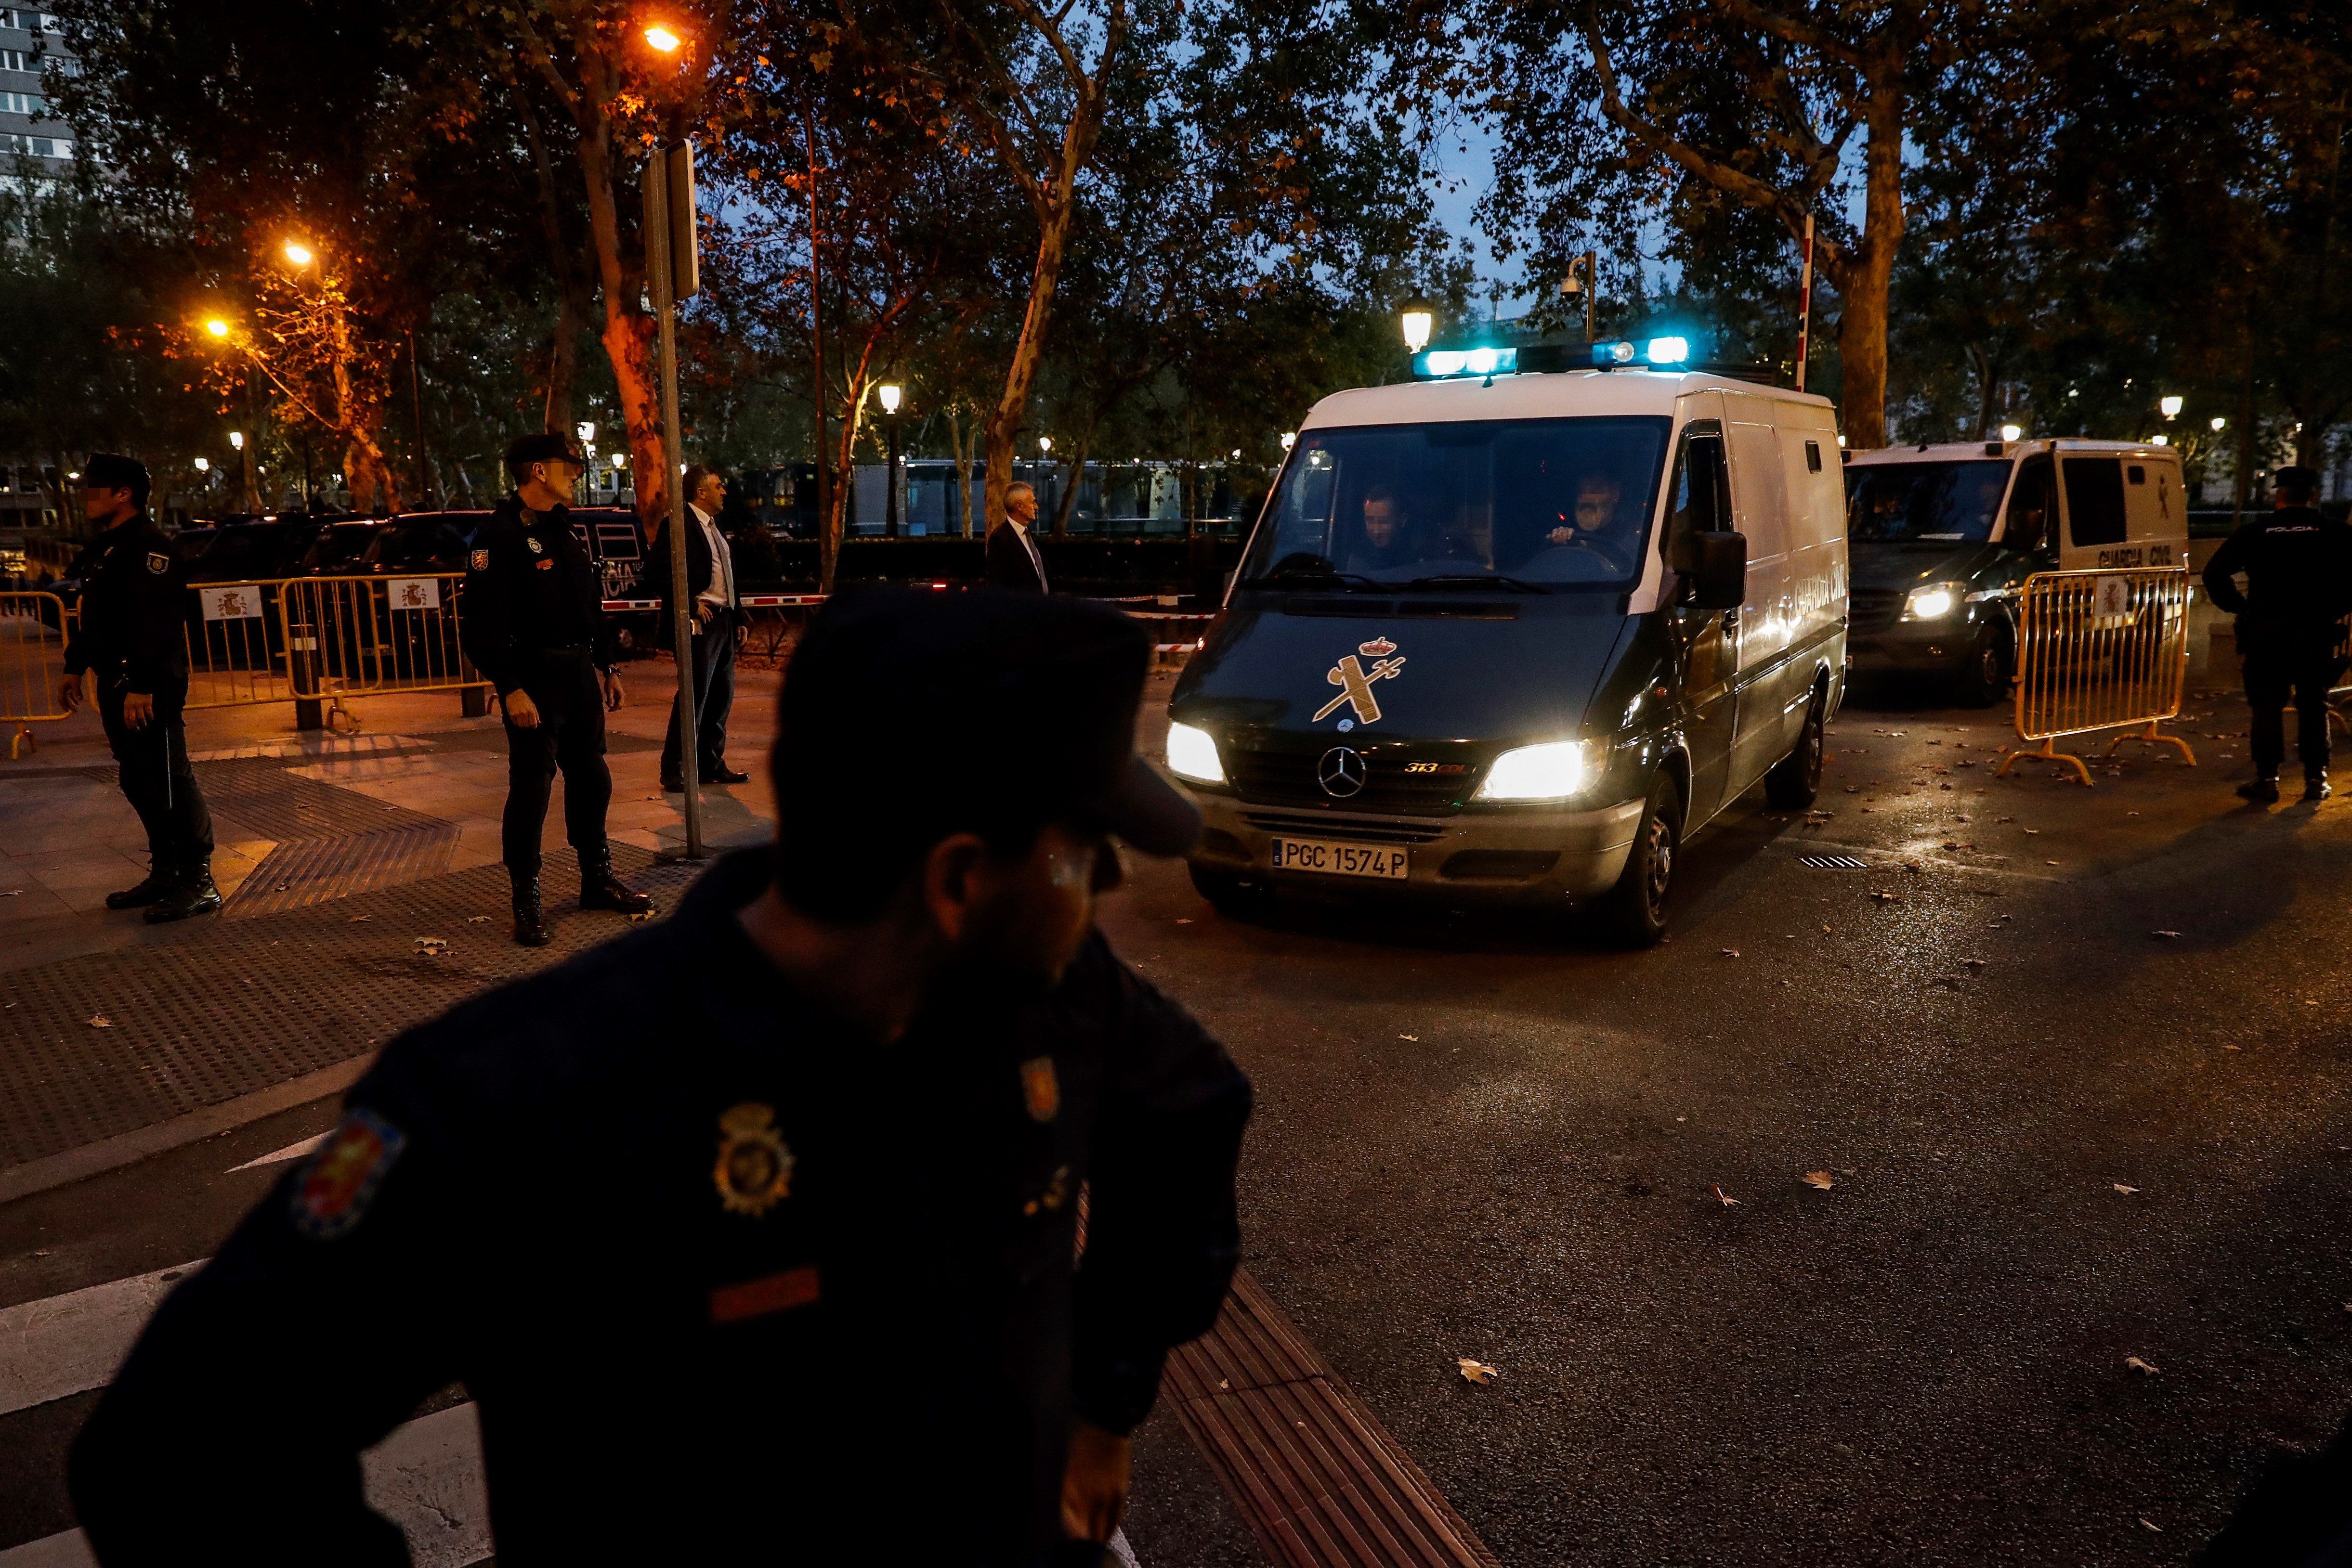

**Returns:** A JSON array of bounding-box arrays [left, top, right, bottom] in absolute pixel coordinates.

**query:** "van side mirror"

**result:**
[[1686, 530, 1747, 609]]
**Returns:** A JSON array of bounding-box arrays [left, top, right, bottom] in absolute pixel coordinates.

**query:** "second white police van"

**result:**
[[1165, 341, 1848, 944]]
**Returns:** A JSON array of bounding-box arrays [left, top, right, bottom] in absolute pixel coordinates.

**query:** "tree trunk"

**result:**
[[985, 199, 1077, 532], [572, 115, 664, 537], [1050, 439, 1088, 535], [1969, 345, 2000, 441]]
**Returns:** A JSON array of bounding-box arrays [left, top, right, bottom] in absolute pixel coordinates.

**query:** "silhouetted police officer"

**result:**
[[57, 454, 219, 923], [71, 587, 1248, 1568], [2204, 465, 2352, 803], [459, 433, 652, 944]]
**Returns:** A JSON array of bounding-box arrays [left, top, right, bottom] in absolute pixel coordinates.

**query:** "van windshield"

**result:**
[[1845, 460, 2011, 544], [1241, 416, 1672, 590]]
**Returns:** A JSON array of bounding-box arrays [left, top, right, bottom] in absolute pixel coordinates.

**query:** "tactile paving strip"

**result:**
[[224, 823, 461, 919], [0, 846, 693, 1171], [408, 726, 664, 757], [83, 759, 447, 842], [1164, 1270, 1501, 1568]]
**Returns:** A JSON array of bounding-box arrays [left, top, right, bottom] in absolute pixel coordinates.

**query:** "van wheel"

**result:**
[[1764, 689, 1826, 808], [1951, 623, 2012, 708], [1189, 863, 1268, 918], [1594, 772, 1682, 947]]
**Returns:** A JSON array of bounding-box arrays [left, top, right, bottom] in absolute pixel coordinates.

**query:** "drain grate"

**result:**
[[1799, 854, 1869, 869]]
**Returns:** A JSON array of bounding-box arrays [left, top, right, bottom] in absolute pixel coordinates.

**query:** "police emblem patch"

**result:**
[[714, 1102, 794, 1216], [469, 549, 490, 571], [524, 535, 544, 555], [1019, 1055, 1059, 1122], [144, 552, 170, 575], [289, 1108, 406, 1240]]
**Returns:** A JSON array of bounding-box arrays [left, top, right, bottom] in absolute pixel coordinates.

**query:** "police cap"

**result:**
[[2272, 465, 2321, 500], [80, 453, 151, 507], [504, 432, 585, 485], [774, 586, 1201, 861]]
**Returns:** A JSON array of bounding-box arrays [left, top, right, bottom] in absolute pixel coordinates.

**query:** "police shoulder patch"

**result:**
[[145, 552, 170, 575], [289, 1108, 407, 1240], [469, 548, 491, 571]]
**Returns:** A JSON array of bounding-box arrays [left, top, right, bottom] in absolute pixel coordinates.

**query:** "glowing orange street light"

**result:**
[[644, 24, 682, 52], [205, 318, 231, 338], [283, 241, 314, 266]]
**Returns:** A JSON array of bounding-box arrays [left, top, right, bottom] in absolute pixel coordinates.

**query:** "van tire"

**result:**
[[1764, 689, 1826, 809], [1594, 772, 1682, 947], [1951, 623, 2012, 708], [1189, 863, 1268, 918]]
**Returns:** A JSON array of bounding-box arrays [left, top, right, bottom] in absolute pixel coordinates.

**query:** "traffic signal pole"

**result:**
[[644, 144, 705, 860]]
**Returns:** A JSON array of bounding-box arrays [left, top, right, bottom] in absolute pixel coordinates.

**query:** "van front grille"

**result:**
[[1241, 812, 1445, 845], [1225, 741, 1484, 816], [1848, 586, 1903, 634]]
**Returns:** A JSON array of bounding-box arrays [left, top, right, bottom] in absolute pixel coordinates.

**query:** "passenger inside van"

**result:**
[[1345, 487, 1423, 573]]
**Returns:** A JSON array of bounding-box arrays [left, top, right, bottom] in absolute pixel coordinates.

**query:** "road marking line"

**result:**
[[228, 1132, 328, 1172], [0, 1260, 205, 1418]]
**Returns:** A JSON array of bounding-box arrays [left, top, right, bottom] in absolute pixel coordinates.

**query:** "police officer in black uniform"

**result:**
[[57, 454, 220, 923], [70, 587, 1250, 1568], [2203, 465, 2352, 803], [459, 433, 653, 945]]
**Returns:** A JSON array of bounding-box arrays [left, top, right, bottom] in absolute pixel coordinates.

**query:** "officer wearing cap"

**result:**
[[2203, 465, 2352, 803], [460, 433, 653, 944], [57, 454, 220, 923], [72, 587, 1251, 1568]]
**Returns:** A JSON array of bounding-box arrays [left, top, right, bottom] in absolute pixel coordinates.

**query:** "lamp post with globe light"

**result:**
[[877, 384, 904, 539]]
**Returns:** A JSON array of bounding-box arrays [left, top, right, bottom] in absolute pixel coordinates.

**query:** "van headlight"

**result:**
[[1165, 721, 1225, 785], [1475, 739, 1600, 802], [1905, 584, 1958, 620]]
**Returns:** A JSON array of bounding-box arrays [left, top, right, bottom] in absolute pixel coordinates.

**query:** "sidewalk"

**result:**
[[0, 662, 779, 1196]]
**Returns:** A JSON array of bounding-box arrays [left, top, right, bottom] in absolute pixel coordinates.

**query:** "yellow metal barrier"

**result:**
[[0, 591, 71, 759], [1998, 567, 2196, 786], [279, 574, 486, 733], [183, 579, 299, 712]]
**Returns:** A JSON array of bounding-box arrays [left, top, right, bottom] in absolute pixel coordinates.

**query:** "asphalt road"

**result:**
[[2, 671, 2348, 1566], [1098, 674, 2352, 1566]]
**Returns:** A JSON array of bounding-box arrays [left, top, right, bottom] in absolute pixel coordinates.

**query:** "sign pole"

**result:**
[[645, 148, 704, 860], [1796, 213, 1816, 393]]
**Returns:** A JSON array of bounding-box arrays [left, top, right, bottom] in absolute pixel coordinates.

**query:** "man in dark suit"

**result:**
[[984, 481, 1050, 593], [649, 464, 752, 792]]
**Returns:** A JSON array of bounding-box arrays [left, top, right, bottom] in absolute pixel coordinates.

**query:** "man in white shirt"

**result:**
[[984, 482, 1051, 593], [654, 465, 752, 790]]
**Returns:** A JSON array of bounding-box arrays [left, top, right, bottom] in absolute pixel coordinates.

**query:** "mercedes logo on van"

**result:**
[[1317, 746, 1367, 798]]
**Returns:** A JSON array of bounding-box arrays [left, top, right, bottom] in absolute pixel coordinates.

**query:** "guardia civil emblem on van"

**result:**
[[713, 1102, 794, 1217], [1314, 637, 1406, 727]]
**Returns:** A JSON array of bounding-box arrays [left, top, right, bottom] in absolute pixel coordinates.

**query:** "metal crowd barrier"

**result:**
[[1997, 567, 2196, 786], [0, 591, 71, 758], [183, 579, 299, 712]]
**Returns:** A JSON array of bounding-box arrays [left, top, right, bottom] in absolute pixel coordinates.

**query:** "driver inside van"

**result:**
[[1346, 487, 1419, 573], [1545, 474, 1635, 570]]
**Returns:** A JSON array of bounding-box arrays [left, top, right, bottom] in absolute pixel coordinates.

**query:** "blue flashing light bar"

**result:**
[[1413, 346, 1517, 379], [1587, 338, 1694, 368], [1647, 336, 1690, 364]]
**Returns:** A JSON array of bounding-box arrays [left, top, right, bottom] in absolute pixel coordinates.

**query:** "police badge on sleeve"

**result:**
[[145, 552, 170, 575], [469, 549, 491, 571], [289, 1108, 407, 1240], [713, 1102, 794, 1217]]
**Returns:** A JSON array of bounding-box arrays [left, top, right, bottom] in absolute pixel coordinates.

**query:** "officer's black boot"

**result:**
[[105, 869, 174, 910], [512, 873, 551, 947], [578, 849, 654, 916], [2304, 771, 2331, 803], [2237, 776, 2281, 803], [143, 867, 222, 924]]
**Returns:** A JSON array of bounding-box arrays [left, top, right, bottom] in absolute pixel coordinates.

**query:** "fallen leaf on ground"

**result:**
[[2125, 1356, 2161, 1375], [349, 914, 371, 922], [2113, 1183, 2139, 1193], [1871, 891, 1901, 904], [414, 937, 448, 950], [467, 915, 491, 923], [2142, 1519, 2163, 1532], [1803, 1171, 1834, 1189], [2152, 930, 2181, 939], [1711, 1184, 1740, 1206], [2046, 860, 2061, 866], [1175, 918, 1192, 924], [627, 910, 654, 922], [0, 889, 19, 896], [88, 1015, 112, 1027], [1721, 948, 1740, 958], [1399, 1034, 1418, 1041], [1960, 959, 1986, 973], [2023, 828, 2040, 835], [1457, 1358, 1500, 1384]]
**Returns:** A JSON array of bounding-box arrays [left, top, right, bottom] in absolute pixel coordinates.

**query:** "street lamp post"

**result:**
[[643, 19, 706, 858], [877, 383, 904, 539], [229, 430, 255, 515]]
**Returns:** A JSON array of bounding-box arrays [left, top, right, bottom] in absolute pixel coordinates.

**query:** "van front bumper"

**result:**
[[1186, 790, 1647, 904]]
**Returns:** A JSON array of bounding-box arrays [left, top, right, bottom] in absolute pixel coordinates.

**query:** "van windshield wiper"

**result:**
[[1397, 574, 1552, 594], [1237, 568, 1388, 591]]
